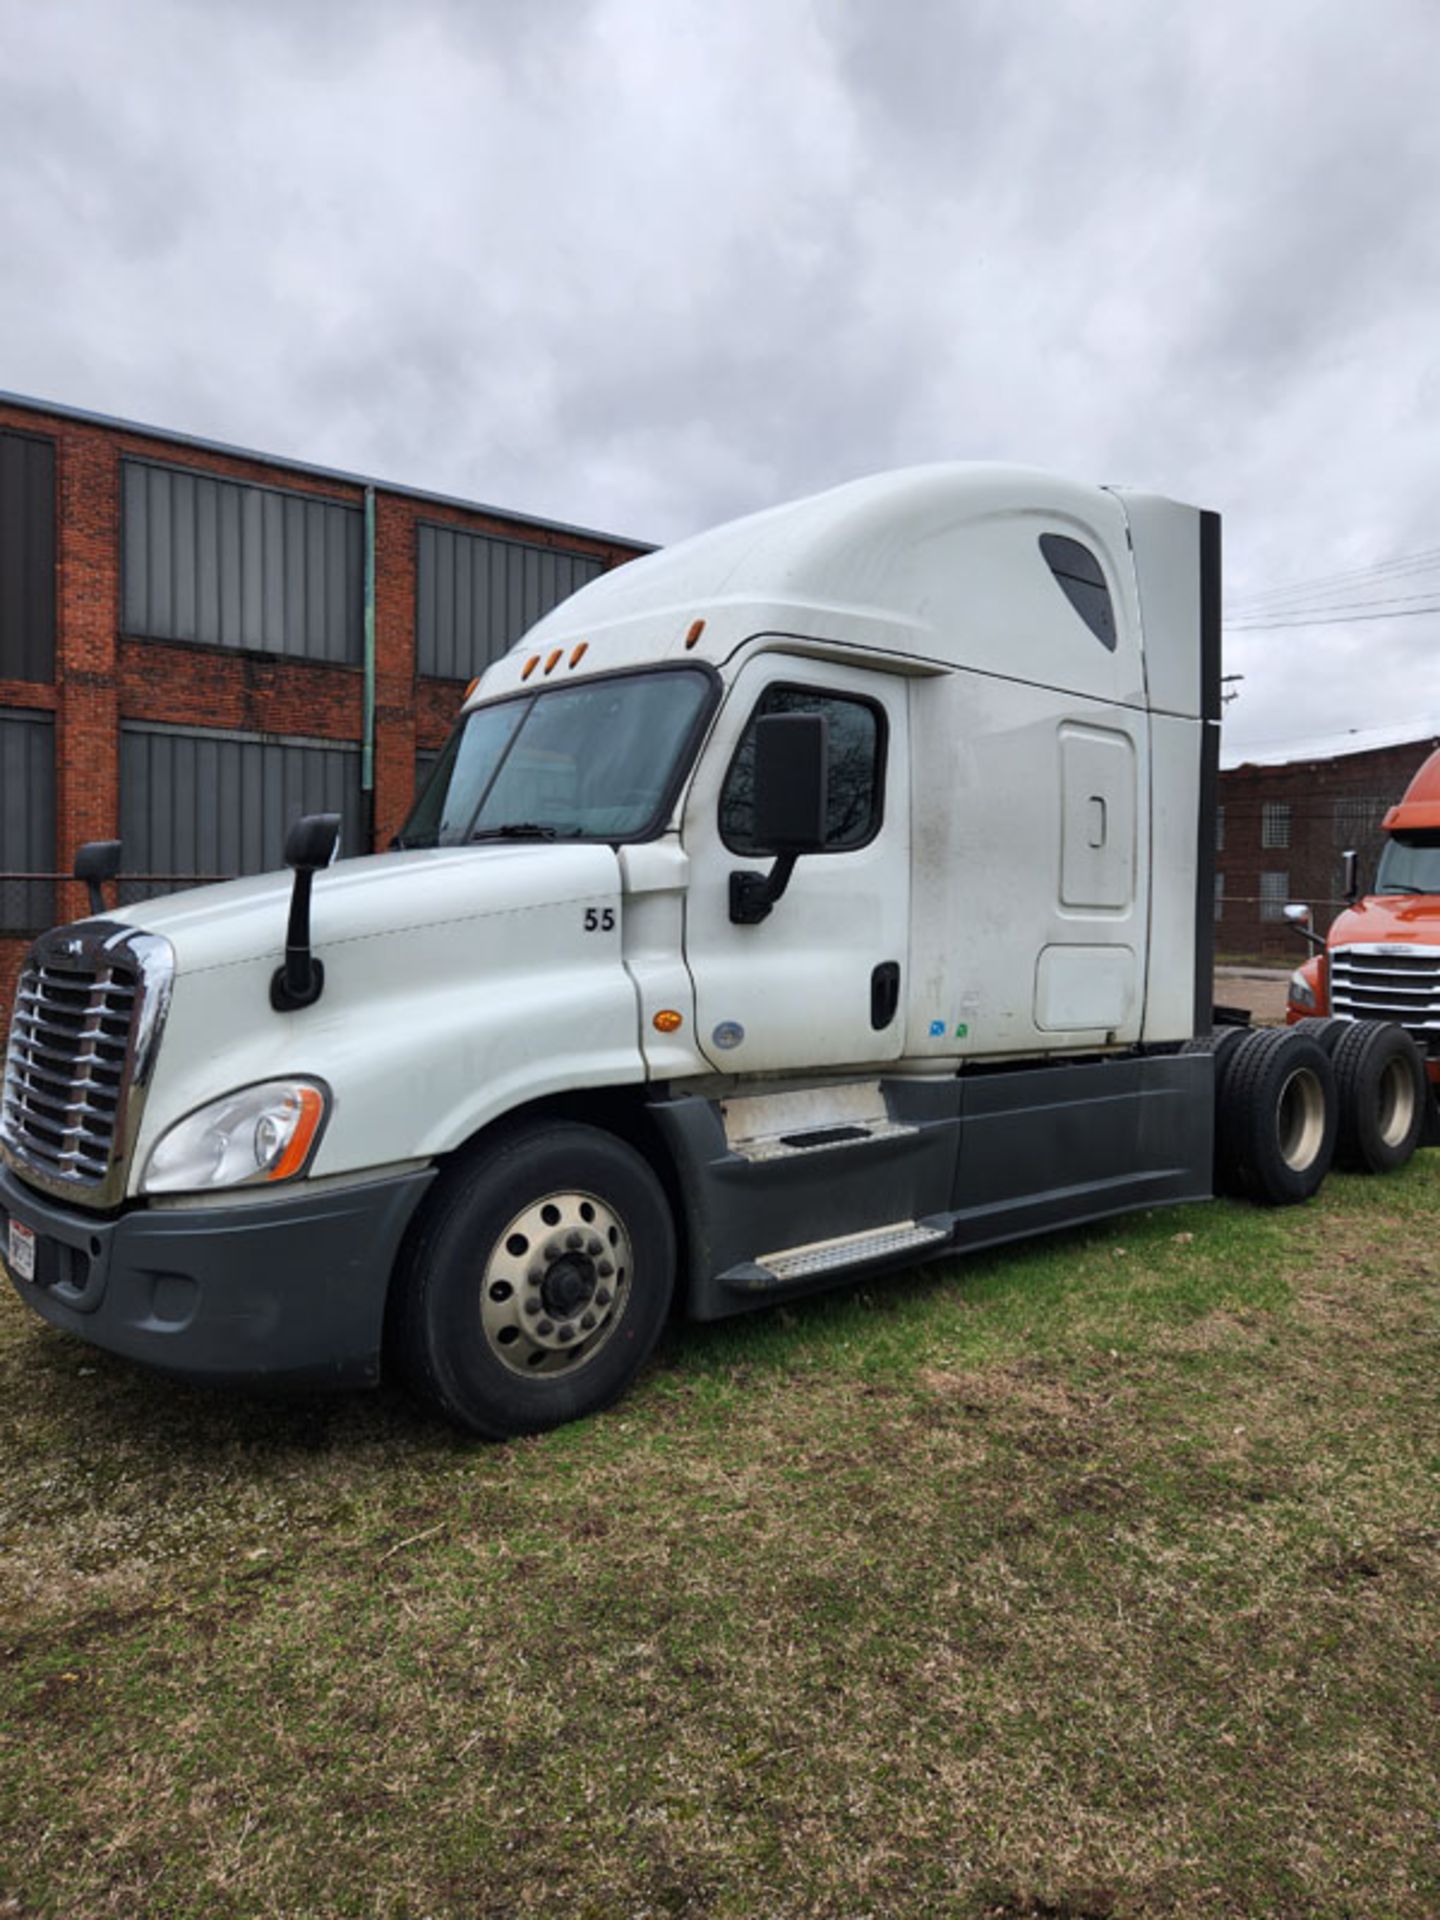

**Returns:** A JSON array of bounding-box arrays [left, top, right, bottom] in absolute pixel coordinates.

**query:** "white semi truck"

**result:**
[[1, 466, 1429, 1435]]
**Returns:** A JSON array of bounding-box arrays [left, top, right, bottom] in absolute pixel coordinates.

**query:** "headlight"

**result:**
[[143, 1080, 330, 1194], [1288, 970, 1317, 1011]]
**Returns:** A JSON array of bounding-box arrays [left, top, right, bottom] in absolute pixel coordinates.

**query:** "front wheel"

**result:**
[[393, 1121, 676, 1438]]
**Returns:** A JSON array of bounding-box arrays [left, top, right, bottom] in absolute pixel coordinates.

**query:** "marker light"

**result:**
[[462, 676, 481, 704], [143, 1081, 330, 1194], [652, 1009, 683, 1033], [522, 655, 540, 681], [570, 642, 589, 668], [684, 620, 705, 649], [544, 648, 563, 674]]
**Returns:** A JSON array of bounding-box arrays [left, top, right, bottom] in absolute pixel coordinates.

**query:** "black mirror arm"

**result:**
[[729, 854, 798, 926], [272, 869, 325, 1010]]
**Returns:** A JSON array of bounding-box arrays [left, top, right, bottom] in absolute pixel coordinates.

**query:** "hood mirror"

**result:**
[[271, 813, 340, 1013], [1283, 901, 1323, 952], [74, 840, 122, 917], [1341, 848, 1359, 904]]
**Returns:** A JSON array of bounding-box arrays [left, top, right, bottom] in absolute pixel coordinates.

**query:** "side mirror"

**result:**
[[731, 713, 829, 924], [1341, 848, 1359, 905], [1284, 902, 1323, 952], [753, 713, 829, 854], [271, 813, 341, 1012], [74, 840, 122, 916]]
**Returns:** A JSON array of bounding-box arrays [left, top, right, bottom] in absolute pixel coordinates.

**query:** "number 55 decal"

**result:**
[[584, 907, 616, 932]]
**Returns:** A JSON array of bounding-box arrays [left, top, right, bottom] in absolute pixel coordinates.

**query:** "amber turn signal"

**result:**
[[652, 1009, 684, 1033]]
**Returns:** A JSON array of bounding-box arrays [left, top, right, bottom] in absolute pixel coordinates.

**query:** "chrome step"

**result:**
[[734, 1118, 917, 1163], [758, 1220, 948, 1283]]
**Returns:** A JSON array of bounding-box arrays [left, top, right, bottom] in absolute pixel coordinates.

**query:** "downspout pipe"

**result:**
[[362, 485, 377, 850]]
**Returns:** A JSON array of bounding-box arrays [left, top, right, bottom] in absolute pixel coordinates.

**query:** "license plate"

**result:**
[[7, 1217, 36, 1283]]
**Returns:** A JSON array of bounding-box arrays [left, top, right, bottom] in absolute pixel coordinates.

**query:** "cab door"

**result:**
[[681, 655, 909, 1074]]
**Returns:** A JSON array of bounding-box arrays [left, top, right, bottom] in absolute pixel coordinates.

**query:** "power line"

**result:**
[[1225, 603, 1440, 632], [1226, 543, 1440, 614]]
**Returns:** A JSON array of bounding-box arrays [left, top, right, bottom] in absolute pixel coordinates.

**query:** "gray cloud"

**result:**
[[2, 0, 1438, 753]]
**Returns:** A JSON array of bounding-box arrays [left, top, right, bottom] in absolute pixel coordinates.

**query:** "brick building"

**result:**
[[0, 391, 648, 1023], [1216, 726, 1440, 958]]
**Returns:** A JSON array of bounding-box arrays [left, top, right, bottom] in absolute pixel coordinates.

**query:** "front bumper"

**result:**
[[0, 1162, 435, 1388]]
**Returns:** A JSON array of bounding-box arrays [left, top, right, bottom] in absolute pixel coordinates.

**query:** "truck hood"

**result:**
[[1329, 893, 1440, 950], [106, 842, 624, 975]]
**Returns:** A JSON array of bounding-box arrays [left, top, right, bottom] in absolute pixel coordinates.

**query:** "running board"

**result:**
[[721, 1220, 950, 1295]]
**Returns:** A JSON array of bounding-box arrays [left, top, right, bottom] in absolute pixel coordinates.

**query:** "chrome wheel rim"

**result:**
[[1376, 1055, 1417, 1149], [480, 1191, 632, 1377], [1277, 1066, 1327, 1171]]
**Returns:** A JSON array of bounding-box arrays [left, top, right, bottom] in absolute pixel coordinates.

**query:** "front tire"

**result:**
[[394, 1121, 676, 1438]]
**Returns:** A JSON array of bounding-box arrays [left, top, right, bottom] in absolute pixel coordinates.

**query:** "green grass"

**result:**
[[2, 1164, 1438, 1919]]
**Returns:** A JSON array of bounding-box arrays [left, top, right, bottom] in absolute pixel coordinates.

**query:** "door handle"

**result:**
[[871, 961, 901, 1031]]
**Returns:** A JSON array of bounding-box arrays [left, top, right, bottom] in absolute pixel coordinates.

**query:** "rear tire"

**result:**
[[393, 1120, 676, 1438], [1329, 1021, 1427, 1174], [1288, 1015, 1347, 1054], [1215, 1028, 1337, 1205]]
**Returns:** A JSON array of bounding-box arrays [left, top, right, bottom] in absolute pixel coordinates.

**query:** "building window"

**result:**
[[0, 428, 56, 684], [0, 708, 55, 932], [1259, 871, 1289, 921], [1215, 804, 1225, 852], [1038, 534, 1117, 650], [119, 722, 363, 904], [1214, 871, 1224, 921], [721, 686, 885, 855], [415, 524, 605, 681], [122, 460, 363, 663], [1261, 801, 1291, 849]]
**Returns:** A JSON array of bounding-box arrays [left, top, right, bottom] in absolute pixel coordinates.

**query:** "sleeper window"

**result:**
[[1039, 534, 1117, 650], [720, 685, 884, 855]]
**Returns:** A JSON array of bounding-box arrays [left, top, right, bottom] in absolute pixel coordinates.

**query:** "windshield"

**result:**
[[1374, 830, 1440, 896], [400, 667, 714, 847]]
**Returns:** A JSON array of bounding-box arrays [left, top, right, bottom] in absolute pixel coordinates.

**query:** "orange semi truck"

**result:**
[[1286, 745, 1440, 1155]]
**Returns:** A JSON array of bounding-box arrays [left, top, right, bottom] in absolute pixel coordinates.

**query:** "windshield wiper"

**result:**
[[469, 822, 576, 842]]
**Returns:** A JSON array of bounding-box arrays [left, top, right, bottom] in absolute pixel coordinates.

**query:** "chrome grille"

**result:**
[[1, 925, 173, 1208], [1329, 944, 1440, 1051]]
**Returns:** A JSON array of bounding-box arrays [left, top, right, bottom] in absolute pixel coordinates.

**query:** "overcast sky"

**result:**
[[2, 0, 1438, 757]]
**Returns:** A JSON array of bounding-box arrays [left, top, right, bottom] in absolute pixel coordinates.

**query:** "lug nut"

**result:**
[[580, 1312, 596, 1331], [536, 1318, 555, 1336], [524, 1298, 541, 1316], [566, 1231, 584, 1250], [556, 1325, 575, 1344], [586, 1234, 604, 1255], [597, 1260, 614, 1279]]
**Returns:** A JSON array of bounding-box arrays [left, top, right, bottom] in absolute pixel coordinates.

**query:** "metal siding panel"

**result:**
[[344, 507, 364, 665], [258, 492, 282, 651], [454, 527, 473, 678], [283, 495, 307, 657], [505, 543, 526, 655], [194, 475, 221, 645], [436, 528, 456, 681], [123, 462, 147, 634], [304, 501, 327, 661], [0, 710, 55, 928], [0, 434, 56, 682], [239, 485, 263, 647], [416, 525, 437, 677], [174, 734, 198, 875], [0, 435, 24, 676], [171, 469, 198, 641], [218, 479, 243, 647], [147, 465, 173, 637]]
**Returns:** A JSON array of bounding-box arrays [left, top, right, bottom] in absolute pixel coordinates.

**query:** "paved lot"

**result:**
[[1214, 964, 1291, 1026]]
